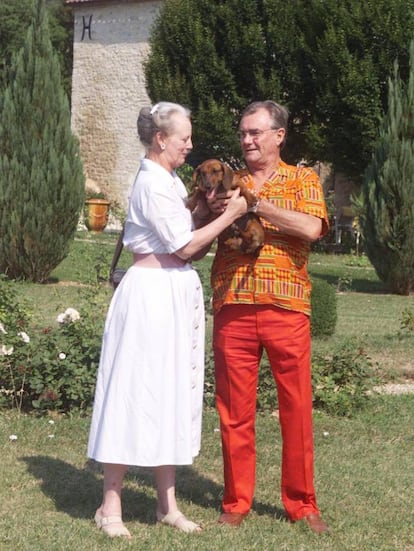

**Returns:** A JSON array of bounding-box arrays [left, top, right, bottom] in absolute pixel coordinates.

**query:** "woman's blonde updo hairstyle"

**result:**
[[137, 102, 191, 150]]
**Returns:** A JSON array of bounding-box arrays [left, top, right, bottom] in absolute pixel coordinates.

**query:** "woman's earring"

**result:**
[[160, 143, 166, 150]]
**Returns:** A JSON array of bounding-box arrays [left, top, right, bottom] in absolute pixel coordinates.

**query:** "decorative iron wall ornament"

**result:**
[[81, 15, 93, 40]]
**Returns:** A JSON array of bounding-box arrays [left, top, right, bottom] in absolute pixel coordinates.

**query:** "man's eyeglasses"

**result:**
[[238, 128, 277, 139]]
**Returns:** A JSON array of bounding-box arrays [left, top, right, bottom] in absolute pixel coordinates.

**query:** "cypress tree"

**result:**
[[0, 0, 84, 283], [360, 40, 414, 294]]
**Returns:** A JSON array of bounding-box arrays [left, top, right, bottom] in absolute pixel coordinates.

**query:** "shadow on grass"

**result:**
[[312, 273, 388, 294], [252, 501, 287, 520], [20, 455, 286, 523]]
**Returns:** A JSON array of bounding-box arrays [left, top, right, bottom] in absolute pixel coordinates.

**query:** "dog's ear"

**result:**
[[222, 163, 234, 189], [192, 166, 201, 187]]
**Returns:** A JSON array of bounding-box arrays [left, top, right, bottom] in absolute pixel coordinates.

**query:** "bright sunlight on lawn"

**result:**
[[1, 232, 414, 550]]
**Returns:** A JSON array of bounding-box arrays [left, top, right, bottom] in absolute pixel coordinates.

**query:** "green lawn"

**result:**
[[1, 395, 413, 550], [18, 233, 414, 381], [308, 252, 414, 379], [2, 232, 414, 549]]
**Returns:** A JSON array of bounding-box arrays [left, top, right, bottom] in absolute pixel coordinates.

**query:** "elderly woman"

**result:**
[[87, 101, 247, 538]]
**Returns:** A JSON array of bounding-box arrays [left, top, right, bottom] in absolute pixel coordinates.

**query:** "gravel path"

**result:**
[[374, 382, 414, 395]]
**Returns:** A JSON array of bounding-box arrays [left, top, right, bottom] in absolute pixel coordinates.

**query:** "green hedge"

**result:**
[[310, 277, 337, 337]]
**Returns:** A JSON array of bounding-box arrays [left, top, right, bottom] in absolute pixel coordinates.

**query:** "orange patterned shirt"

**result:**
[[211, 160, 329, 316]]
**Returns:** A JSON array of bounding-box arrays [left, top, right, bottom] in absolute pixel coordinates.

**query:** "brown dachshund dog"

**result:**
[[188, 159, 264, 254]]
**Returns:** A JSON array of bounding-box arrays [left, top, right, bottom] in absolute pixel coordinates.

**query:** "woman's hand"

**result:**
[[208, 188, 247, 218], [222, 187, 248, 220], [177, 189, 247, 261]]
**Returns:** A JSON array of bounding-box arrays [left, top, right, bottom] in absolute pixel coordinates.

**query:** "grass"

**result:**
[[2, 231, 414, 549], [26, 232, 414, 379], [1, 396, 414, 550], [308, 252, 414, 380]]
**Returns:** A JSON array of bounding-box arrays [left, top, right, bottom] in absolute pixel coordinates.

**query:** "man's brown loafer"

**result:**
[[303, 513, 330, 534], [218, 512, 249, 527]]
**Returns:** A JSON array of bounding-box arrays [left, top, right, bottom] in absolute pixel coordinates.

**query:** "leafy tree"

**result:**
[[0, 0, 73, 95], [145, 0, 305, 166], [359, 40, 414, 295], [0, 0, 84, 283], [146, 0, 414, 181], [301, 0, 414, 182]]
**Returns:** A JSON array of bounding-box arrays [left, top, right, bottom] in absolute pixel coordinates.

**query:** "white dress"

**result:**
[[87, 159, 205, 466]]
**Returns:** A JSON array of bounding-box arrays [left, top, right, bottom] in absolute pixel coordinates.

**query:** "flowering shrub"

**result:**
[[312, 339, 378, 416], [0, 279, 104, 413], [0, 279, 32, 411]]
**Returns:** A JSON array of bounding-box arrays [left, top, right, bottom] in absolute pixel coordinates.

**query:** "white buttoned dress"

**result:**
[[87, 159, 205, 466]]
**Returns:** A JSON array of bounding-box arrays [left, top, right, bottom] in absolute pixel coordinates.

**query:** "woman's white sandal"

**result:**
[[94, 511, 131, 539], [156, 510, 202, 533]]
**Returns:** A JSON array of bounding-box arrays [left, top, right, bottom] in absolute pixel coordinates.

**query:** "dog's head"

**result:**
[[192, 159, 234, 199]]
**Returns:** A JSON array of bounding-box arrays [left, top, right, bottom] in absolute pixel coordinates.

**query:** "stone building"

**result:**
[[65, 0, 163, 209]]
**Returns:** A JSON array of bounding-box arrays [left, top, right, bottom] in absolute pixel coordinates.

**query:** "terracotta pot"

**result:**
[[85, 198, 110, 232]]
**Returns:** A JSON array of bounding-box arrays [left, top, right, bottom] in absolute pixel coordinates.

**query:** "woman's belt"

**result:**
[[133, 253, 188, 269]]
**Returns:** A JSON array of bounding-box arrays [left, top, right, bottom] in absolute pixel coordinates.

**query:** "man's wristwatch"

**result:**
[[248, 199, 261, 213]]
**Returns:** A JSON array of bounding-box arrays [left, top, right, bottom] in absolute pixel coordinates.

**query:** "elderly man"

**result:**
[[209, 100, 330, 534]]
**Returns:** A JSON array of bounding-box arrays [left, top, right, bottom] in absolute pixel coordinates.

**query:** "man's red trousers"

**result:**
[[213, 304, 320, 521]]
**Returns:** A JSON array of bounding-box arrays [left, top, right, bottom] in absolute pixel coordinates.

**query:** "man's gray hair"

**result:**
[[241, 100, 289, 148]]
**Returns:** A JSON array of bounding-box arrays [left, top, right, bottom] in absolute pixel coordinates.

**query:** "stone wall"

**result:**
[[70, 1, 163, 209]]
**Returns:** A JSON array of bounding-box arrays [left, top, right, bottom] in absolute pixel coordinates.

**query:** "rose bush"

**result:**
[[0, 278, 104, 413]]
